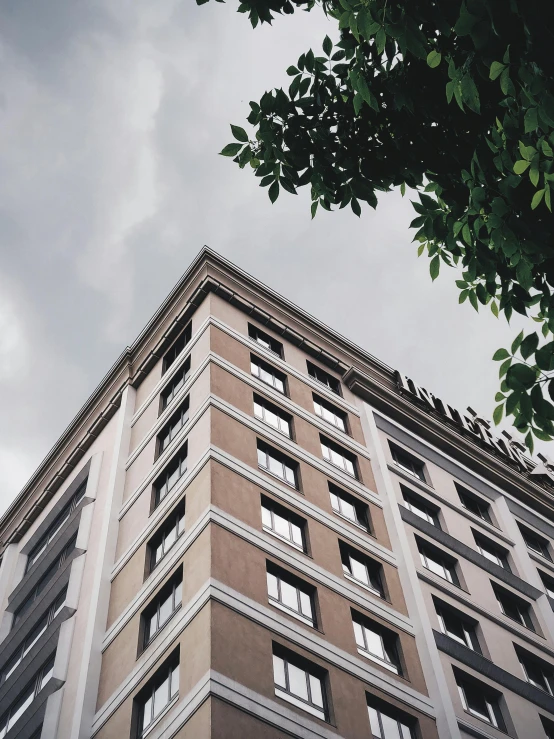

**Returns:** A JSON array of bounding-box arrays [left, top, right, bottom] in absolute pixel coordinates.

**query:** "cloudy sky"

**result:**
[[0, 0, 534, 511]]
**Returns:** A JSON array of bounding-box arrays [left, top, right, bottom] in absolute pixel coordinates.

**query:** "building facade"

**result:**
[[1, 248, 554, 739]]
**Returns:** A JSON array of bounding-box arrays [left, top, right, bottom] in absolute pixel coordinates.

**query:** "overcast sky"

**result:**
[[0, 0, 537, 512]]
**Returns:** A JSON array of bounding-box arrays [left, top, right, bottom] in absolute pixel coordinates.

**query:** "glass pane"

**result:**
[[9, 690, 34, 729], [273, 655, 286, 688], [401, 724, 413, 739], [154, 543, 164, 565], [381, 712, 402, 739], [153, 676, 170, 718], [251, 361, 259, 376], [341, 500, 356, 522], [368, 706, 382, 738], [331, 449, 343, 467], [281, 581, 299, 611], [164, 525, 177, 551], [275, 378, 284, 393], [260, 368, 272, 385], [146, 612, 158, 641], [265, 409, 279, 428], [353, 621, 365, 648], [254, 401, 263, 419], [280, 419, 291, 436], [174, 580, 182, 608], [159, 594, 173, 626], [274, 513, 290, 539], [171, 664, 179, 697], [351, 557, 369, 584], [322, 445, 330, 461], [257, 448, 266, 467], [309, 674, 324, 707], [142, 696, 153, 729], [261, 506, 272, 528], [267, 572, 279, 599], [299, 591, 313, 619], [364, 628, 386, 660], [336, 416, 346, 431], [330, 492, 339, 512], [284, 467, 295, 485], [268, 456, 282, 477], [345, 459, 355, 476], [291, 524, 303, 547], [288, 664, 309, 701], [314, 401, 322, 416]]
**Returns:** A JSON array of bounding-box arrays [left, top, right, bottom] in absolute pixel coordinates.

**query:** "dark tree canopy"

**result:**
[[199, 0, 554, 452]]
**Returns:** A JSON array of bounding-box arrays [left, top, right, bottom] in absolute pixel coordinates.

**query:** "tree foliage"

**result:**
[[199, 0, 554, 452]]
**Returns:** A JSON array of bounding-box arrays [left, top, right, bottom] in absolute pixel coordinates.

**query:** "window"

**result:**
[[434, 600, 481, 653], [321, 436, 357, 477], [248, 324, 283, 357], [257, 441, 298, 488], [313, 395, 347, 432], [366, 697, 415, 739], [153, 444, 187, 507], [539, 570, 554, 600], [307, 361, 341, 395], [474, 532, 510, 570], [251, 355, 286, 394], [254, 395, 291, 437], [141, 569, 182, 648], [160, 357, 190, 411], [493, 584, 535, 630], [329, 484, 369, 531], [272, 647, 327, 721], [163, 324, 191, 374], [390, 445, 425, 482], [266, 564, 315, 626], [456, 486, 492, 523], [519, 524, 552, 561], [261, 498, 305, 551], [340, 542, 384, 597], [402, 487, 439, 527], [417, 539, 459, 585], [157, 398, 190, 456], [456, 671, 506, 730], [0, 655, 55, 738], [135, 651, 179, 736], [517, 647, 554, 695], [26, 480, 86, 572], [148, 505, 185, 572], [13, 536, 76, 627], [352, 611, 401, 674], [2, 589, 66, 684]]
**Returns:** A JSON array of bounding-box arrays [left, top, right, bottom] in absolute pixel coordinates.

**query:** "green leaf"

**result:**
[[525, 431, 534, 454], [286, 66, 300, 76], [311, 201, 318, 219], [491, 301, 499, 318], [469, 291, 479, 311], [427, 50, 442, 68], [493, 404, 504, 425], [489, 61, 506, 80], [506, 363, 537, 389], [268, 181, 280, 203], [520, 333, 539, 359], [506, 390, 520, 416], [499, 357, 512, 378], [454, 3, 477, 35], [495, 392, 505, 402], [513, 160, 530, 174], [400, 182, 406, 196], [531, 189, 545, 209], [351, 197, 361, 216], [230, 125, 248, 143], [417, 243, 425, 257], [524, 107, 538, 133], [511, 330, 525, 354], [220, 143, 243, 157], [461, 74, 480, 113], [549, 378, 554, 402], [323, 35, 333, 56], [459, 289, 469, 303], [492, 348, 510, 361], [536, 342, 554, 371], [430, 254, 440, 280]]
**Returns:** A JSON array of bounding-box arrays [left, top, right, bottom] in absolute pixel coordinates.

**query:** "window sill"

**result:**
[[274, 688, 326, 722], [461, 708, 508, 736], [322, 458, 357, 480], [268, 598, 315, 628], [252, 374, 286, 396], [141, 694, 179, 738], [262, 526, 305, 553], [343, 572, 383, 599], [332, 510, 370, 534], [258, 466, 298, 491], [356, 647, 400, 675]]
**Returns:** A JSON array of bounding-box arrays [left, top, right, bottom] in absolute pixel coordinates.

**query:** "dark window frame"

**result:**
[[390, 444, 426, 483], [539, 570, 554, 600], [253, 394, 292, 438], [455, 669, 507, 731], [434, 598, 482, 653], [519, 524, 552, 561], [339, 541, 385, 598], [473, 531, 511, 571], [401, 486, 440, 528], [140, 568, 183, 652], [417, 538, 460, 586], [147, 503, 186, 575], [456, 485, 492, 524], [248, 324, 284, 358], [261, 496, 307, 552], [160, 356, 191, 413], [306, 361, 341, 396], [162, 324, 191, 375], [272, 643, 329, 722], [328, 483, 370, 532], [0, 655, 55, 737], [152, 444, 188, 509], [493, 583, 535, 630], [313, 394, 347, 433], [516, 646, 554, 695], [250, 354, 287, 394], [266, 562, 317, 627], [320, 435, 358, 478], [366, 694, 416, 739], [352, 609, 402, 675], [133, 649, 180, 737], [156, 397, 190, 458], [257, 441, 299, 489]]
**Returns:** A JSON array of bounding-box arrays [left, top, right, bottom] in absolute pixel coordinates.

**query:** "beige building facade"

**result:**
[[1, 248, 554, 739]]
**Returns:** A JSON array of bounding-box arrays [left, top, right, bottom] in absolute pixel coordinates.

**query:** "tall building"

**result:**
[[1, 247, 554, 739]]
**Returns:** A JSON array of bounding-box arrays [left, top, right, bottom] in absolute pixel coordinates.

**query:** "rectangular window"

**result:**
[[261, 498, 306, 551], [157, 397, 190, 457], [417, 539, 459, 586], [352, 611, 401, 674], [153, 444, 188, 507], [455, 670, 506, 730], [135, 651, 179, 736], [340, 542, 384, 597], [366, 696, 415, 739], [402, 487, 440, 527], [434, 600, 481, 653], [321, 436, 357, 478], [257, 441, 298, 488], [474, 532, 510, 570], [493, 583, 535, 630], [248, 324, 283, 357], [26, 480, 86, 573], [253, 394, 291, 437], [307, 361, 341, 395], [539, 570, 554, 600], [517, 647, 554, 695], [251, 355, 286, 394], [1, 589, 66, 685], [390, 444, 426, 482], [519, 524, 552, 561], [456, 485, 492, 523], [272, 647, 327, 721], [0, 655, 55, 738], [141, 569, 182, 649], [266, 564, 315, 626], [160, 357, 190, 411], [313, 395, 347, 432], [163, 324, 191, 374], [329, 484, 369, 531], [13, 536, 76, 627], [148, 505, 185, 572]]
